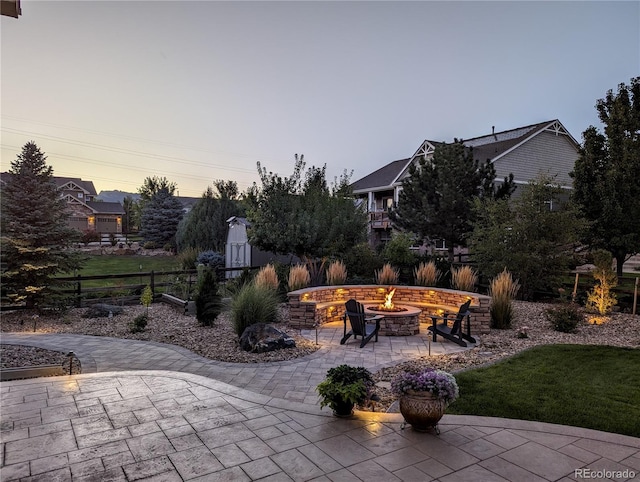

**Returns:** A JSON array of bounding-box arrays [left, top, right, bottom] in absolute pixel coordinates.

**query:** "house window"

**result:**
[[544, 199, 553, 211], [77, 192, 83, 199], [434, 239, 447, 250]]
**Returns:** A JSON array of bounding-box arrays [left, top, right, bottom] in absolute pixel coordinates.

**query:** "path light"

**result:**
[[67, 352, 75, 375]]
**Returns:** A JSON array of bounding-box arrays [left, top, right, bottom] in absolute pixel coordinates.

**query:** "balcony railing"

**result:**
[[369, 211, 391, 229]]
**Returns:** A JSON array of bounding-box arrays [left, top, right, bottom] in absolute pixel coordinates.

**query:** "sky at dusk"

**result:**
[[1, 1, 638, 198]]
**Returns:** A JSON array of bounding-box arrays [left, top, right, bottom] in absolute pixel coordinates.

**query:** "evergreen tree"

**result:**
[[194, 267, 222, 326], [176, 180, 245, 252], [571, 77, 640, 277], [390, 140, 515, 261], [139, 187, 184, 247], [1, 142, 83, 308]]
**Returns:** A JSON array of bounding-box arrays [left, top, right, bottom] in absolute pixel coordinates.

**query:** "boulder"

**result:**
[[83, 304, 124, 318], [239, 323, 296, 353]]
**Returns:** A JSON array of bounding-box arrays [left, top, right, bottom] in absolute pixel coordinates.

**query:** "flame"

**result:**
[[382, 287, 396, 310]]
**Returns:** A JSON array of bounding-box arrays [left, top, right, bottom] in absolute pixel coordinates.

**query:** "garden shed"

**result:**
[[225, 216, 298, 278]]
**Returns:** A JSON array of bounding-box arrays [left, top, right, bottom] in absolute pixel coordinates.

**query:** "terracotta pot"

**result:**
[[399, 390, 446, 431]]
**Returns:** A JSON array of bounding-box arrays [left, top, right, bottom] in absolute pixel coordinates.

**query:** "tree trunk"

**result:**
[[615, 253, 625, 279]]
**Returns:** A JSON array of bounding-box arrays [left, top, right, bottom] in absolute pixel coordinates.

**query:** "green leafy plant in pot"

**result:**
[[316, 364, 375, 417]]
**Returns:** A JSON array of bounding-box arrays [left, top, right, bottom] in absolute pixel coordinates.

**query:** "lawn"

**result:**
[[56, 255, 187, 295], [448, 344, 640, 437], [77, 255, 180, 276]]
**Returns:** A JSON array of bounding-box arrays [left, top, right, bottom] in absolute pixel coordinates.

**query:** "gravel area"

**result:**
[[2, 301, 639, 411], [1, 303, 319, 366]]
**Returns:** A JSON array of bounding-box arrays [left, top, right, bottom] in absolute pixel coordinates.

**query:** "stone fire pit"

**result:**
[[364, 304, 421, 336]]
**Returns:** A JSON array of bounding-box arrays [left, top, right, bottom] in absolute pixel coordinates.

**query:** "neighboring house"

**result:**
[[351, 119, 580, 246], [0, 173, 125, 234]]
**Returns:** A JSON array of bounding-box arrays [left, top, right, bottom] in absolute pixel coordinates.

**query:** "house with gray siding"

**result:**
[[351, 119, 580, 246]]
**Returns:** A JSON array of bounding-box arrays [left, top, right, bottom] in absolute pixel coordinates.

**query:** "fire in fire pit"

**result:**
[[369, 287, 408, 312]]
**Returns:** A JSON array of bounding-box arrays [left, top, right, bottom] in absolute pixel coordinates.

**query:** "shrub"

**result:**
[[140, 285, 153, 317], [109, 233, 118, 246], [130, 313, 148, 333], [316, 365, 375, 410], [413, 261, 441, 286], [326, 260, 348, 285], [177, 247, 200, 270], [451, 265, 478, 292], [546, 304, 584, 333], [375, 263, 399, 285], [230, 283, 280, 336], [143, 241, 158, 250], [586, 250, 617, 315], [195, 267, 222, 326], [221, 267, 255, 297], [196, 250, 225, 270], [288, 264, 311, 291], [343, 242, 383, 281], [254, 264, 279, 291], [489, 269, 520, 329], [81, 229, 100, 245], [381, 232, 417, 268]]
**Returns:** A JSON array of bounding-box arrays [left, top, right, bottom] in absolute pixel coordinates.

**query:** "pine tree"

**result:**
[[176, 180, 245, 252], [139, 187, 184, 247], [194, 267, 222, 326], [1, 141, 83, 308], [390, 140, 515, 262]]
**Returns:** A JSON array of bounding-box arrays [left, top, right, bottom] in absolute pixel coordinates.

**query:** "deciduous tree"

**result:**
[[571, 77, 640, 277], [470, 174, 585, 299], [0, 142, 83, 308], [248, 155, 367, 262]]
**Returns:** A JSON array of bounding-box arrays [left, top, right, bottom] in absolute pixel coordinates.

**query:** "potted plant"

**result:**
[[316, 364, 375, 417], [391, 368, 459, 432]]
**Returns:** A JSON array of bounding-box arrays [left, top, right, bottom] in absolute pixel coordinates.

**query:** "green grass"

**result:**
[[77, 255, 179, 276], [55, 255, 184, 293], [448, 344, 640, 437]]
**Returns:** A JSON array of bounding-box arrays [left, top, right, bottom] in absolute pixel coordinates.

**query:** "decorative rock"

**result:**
[[239, 323, 296, 353], [83, 304, 124, 318]]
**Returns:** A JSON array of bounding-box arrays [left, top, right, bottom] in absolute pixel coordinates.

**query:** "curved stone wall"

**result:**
[[287, 285, 491, 335]]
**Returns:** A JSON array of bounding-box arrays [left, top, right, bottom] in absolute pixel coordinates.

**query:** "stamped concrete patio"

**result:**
[[1, 322, 639, 481]]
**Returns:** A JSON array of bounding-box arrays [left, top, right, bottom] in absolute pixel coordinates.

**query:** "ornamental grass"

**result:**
[[489, 268, 520, 329], [288, 264, 311, 291], [254, 263, 279, 291], [326, 260, 348, 285], [230, 283, 280, 336], [450, 265, 478, 292], [413, 261, 441, 286], [375, 263, 399, 285]]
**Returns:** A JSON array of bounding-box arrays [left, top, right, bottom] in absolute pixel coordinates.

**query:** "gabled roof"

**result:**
[[352, 119, 578, 192], [351, 158, 410, 193], [86, 201, 124, 215], [63, 195, 124, 215], [54, 177, 97, 196]]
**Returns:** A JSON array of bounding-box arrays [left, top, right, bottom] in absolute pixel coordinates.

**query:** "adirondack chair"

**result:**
[[427, 300, 476, 347], [340, 299, 383, 348]]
